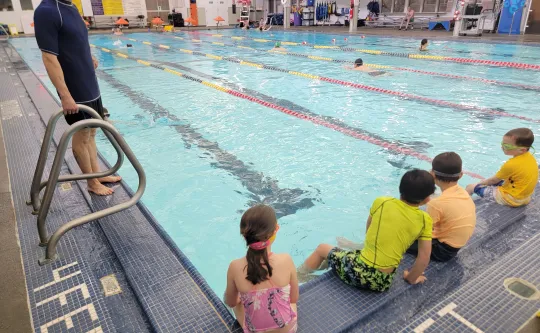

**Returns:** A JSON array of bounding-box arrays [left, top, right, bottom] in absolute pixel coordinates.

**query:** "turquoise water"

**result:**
[[10, 31, 540, 297]]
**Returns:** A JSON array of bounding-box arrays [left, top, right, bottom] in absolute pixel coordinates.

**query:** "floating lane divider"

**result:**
[[92, 44, 484, 179], [121, 37, 539, 124], [155, 34, 540, 93], [183, 31, 540, 71]]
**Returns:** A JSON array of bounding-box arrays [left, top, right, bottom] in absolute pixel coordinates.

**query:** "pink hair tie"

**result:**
[[249, 241, 269, 250]]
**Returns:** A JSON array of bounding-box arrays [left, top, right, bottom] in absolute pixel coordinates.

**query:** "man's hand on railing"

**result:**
[[61, 95, 78, 115]]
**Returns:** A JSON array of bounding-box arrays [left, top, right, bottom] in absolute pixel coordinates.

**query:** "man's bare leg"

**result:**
[[72, 129, 113, 195], [88, 128, 122, 183]]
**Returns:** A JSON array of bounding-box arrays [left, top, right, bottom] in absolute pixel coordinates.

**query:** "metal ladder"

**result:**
[[0, 24, 9, 40], [28, 105, 146, 265]]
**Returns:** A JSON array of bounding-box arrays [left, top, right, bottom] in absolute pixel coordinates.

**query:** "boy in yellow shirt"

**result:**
[[407, 152, 476, 262], [299, 170, 435, 292], [466, 128, 538, 207]]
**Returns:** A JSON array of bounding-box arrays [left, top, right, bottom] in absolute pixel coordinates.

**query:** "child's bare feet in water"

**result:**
[[88, 179, 114, 196], [98, 175, 122, 183]]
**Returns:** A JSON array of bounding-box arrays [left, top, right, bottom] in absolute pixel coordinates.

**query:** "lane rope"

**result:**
[[184, 31, 540, 71], [91, 43, 484, 179], [154, 34, 540, 93], [122, 36, 540, 124]]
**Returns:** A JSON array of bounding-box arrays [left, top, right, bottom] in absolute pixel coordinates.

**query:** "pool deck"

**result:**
[[1, 33, 540, 333]]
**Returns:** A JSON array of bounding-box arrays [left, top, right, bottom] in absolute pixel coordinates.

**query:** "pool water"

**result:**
[[10, 30, 540, 297]]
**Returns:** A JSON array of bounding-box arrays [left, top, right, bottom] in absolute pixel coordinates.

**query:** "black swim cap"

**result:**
[[354, 58, 363, 66], [127, 44, 133, 47]]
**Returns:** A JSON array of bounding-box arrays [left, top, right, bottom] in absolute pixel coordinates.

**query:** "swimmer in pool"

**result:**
[[420, 38, 428, 51], [270, 42, 287, 52], [348, 58, 388, 76]]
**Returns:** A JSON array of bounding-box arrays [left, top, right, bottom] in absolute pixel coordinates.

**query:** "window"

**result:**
[[381, 0, 392, 12], [409, 0, 422, 12], [393, 0, 406, 12], [0, 0, 14, 11], [438, 0, 449, 12], [20, 0, 33, 10], [422, 0, 437, 12], [377, 0, 448, 14]]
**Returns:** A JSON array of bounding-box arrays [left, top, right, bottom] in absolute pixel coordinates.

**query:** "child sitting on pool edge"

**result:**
[[224, 205, 298, 333], [298, 169, 435, 292], [407, 152, 476, 262], [466, 128, 538, 207]]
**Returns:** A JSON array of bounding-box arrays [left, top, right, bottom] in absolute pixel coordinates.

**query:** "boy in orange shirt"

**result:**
[[466, 128, 538, 207], [407, 152, 476, 261]]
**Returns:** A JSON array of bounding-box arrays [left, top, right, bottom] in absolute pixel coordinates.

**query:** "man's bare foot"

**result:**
[[98, 175, 122, 183], [88, 181, 114, 196]]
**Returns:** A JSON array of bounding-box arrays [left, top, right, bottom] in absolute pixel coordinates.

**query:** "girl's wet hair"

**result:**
[[240, 205, 277, 284]]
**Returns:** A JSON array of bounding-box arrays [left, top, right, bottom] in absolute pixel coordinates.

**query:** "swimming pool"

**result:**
[[10, 30, 540, 298]]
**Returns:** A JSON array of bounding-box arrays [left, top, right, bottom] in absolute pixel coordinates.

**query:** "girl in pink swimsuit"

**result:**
[[224, 205, 299, 333]]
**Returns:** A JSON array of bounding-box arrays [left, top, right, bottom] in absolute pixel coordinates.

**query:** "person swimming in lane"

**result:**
[[348, 58, 388, 76]]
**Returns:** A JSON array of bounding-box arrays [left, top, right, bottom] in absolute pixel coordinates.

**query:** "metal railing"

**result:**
[[28, 105, 146, 265], [0, 24, 9, 40]]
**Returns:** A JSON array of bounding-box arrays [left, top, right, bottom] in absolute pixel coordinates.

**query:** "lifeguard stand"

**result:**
[[238, 0, 251, 26]]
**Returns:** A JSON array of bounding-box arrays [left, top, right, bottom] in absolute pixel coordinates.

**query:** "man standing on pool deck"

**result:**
[[34, 0, 121, 195]]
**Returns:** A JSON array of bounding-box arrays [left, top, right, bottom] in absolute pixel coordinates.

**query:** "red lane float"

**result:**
[[444, 57, 540, 70], [318, 77, 538, 123], [226, 90, 484, 179]]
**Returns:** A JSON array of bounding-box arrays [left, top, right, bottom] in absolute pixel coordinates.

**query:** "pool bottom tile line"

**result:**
[[96, 69, 320, 219], [121, 36, 539, 124], [91, 44, 484, 180]]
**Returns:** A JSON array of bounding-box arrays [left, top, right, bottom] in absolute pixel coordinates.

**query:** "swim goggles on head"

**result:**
[[248, 224, 280, 250], [501, 142, 534, 152], [432, 170, 461, 177]]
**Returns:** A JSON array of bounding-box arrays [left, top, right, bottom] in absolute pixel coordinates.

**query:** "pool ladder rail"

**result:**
[[27, 105, 146, 265]]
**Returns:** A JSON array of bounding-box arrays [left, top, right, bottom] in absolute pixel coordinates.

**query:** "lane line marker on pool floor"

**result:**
[[121, 36, 540, 124], [91, 44, 485, 179], [154, 34, 540, 93], [183, 31, 540, 71]]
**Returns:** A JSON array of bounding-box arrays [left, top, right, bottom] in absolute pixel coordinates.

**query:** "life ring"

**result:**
[[281, 0, 287, 5]]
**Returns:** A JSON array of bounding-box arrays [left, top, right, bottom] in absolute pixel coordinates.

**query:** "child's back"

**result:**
[[360, 197, 432, 269], [408, 152, 476, 262], [224, 205, 298, 333], [496, 151, 538, 206], [428, 185, 476, 249], [467, 128, 538, 207]]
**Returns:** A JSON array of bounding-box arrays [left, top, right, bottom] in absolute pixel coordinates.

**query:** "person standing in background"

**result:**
[[34, 0, 121, 195]]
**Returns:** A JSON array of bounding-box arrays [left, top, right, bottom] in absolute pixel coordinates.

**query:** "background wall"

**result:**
[[0, 0, 530, 33]]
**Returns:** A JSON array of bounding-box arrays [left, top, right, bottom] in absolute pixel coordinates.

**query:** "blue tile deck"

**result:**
[[2, 38, 539, 333], [402, 233, 540, 333], [0, 41, 241, 333]]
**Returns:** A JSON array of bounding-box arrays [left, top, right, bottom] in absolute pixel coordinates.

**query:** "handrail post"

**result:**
[[28, 105, 124, 215], [28, 111, 65, 213], [39, 119, 146, 265]]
